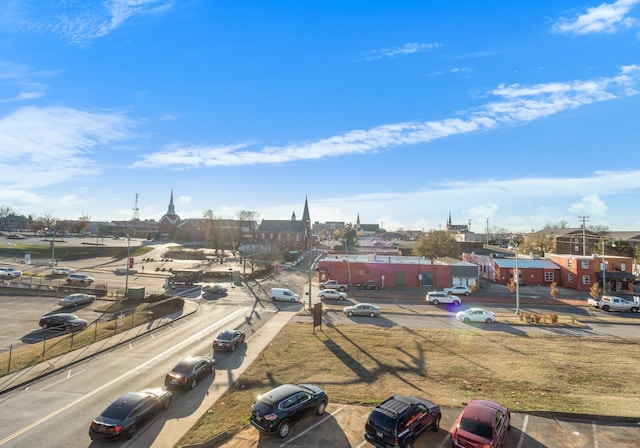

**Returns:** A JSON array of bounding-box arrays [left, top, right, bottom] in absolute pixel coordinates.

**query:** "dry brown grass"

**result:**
[[178, 321, 640, 446]]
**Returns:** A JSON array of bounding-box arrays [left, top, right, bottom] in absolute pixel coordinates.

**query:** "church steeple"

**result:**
[[167, 188, 176, 215], [302, 196, 310, 223]]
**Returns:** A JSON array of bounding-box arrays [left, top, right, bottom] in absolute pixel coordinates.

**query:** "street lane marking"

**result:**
[[40, 369, 85, 391], [516, 414, 529, 448], [0, 307, 248, 446]]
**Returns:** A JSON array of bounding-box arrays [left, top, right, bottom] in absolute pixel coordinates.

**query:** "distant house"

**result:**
[[546, 253, 635, 294]]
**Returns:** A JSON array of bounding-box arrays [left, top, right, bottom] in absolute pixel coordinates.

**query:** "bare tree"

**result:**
[[0, 205, 17, 218]]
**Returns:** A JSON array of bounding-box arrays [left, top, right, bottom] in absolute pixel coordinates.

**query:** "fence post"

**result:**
[[7, 344, 12, 373]]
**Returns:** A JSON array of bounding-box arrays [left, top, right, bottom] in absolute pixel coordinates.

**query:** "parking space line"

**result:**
[[279, 406, 345, 447], [592, 422, 599, 448], [516, 414, 529, 448]]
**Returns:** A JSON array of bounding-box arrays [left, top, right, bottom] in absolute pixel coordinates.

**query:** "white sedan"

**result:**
[[456, 307, 496, 324], [444, 285, 472, 296], [318, 289, 347, 300]]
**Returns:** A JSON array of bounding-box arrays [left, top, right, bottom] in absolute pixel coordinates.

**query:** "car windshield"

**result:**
[[459, 417, 493, 439]]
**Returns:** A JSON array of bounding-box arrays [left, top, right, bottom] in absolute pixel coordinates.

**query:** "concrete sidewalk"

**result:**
[[150, 309, 297, 448], [0, 300, 201, 395]]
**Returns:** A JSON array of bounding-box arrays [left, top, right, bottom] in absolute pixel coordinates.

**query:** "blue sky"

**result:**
[[1, 0, 640, 233]]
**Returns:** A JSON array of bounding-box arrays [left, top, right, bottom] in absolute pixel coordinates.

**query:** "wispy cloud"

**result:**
[[0, 0, 172, 45], [361, 42, 442, 61], [134, 65, 640, 169], [552, 0, 639, 35], [0, 106, 137, 188]]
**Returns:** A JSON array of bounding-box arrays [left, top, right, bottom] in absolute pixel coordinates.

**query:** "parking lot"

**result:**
[[220, 403, 640, 448]]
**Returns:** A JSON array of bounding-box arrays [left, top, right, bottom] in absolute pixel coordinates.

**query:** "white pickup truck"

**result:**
[[588, 295, 639, 313], [318, 280, 348, 291]]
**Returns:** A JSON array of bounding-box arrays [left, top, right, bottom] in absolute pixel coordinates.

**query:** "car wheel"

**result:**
[[290, 298, 296, 302], [369, 312, 377, 317], [602, 305, 610, 312], [271, 297, 276, 301], [277, 420, 291, 438], [164, 396, 172, 410], [73, 302, 78, 307], [453, 300, 460, 306], [320, 295, 326, 300], [404, 437, 414, 448], [190, 378, 197, 389], [347, 311, 354, 317], [315, 400, 326, 415], [465, 292, 471, 296], [631, 307, 639, 313], [126, 424, 137, 439], [339, 286, 346, 292], [231, 343, 236, 352], [66, 325, 72, 332], [432, 299, 440, 305], [485, 318, 493, 324], [463, 317, 470, 323], [42, 323, 49, 329], [433, 415, 440, 431]]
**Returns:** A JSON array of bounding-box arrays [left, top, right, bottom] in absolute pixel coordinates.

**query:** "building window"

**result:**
[[580, 260, 590, 269], [567, 274, 574, 283], [621, 262, 626, 272], [544, 272, 554, 282], [582, 275, 590, 285], [567, 259, 573, 268]]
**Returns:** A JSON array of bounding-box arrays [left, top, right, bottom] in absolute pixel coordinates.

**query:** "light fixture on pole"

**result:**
[[50, 222, 57, 267]]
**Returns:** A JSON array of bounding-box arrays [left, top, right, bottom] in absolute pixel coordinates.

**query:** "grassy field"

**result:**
[[177, 320, 640, 446]]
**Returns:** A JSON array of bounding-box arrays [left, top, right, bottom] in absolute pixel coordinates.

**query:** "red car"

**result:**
[[451, 398, 510, 448]]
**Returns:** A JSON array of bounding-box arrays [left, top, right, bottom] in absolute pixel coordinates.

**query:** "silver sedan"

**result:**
[[58, 293, 96, 308]]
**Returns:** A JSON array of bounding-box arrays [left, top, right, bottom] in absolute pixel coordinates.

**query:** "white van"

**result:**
[[270, 288, 300, 302]]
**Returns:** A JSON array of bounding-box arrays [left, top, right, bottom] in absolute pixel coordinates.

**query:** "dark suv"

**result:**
[[364, 395, 441, 448], [250, 383, 328, 438], [359, 280, 381, 290]]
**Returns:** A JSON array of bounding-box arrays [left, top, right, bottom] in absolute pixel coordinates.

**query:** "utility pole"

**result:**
[[578, 216, 589, 256], [485, 217, 490, 245]]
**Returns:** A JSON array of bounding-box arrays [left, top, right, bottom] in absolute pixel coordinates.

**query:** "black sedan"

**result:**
[[213, 329, 245, 352], [39, 313, 88, 332], [250, 383, 328, 438], [164, 356, 216, 389], [89, 388, 172, 442]]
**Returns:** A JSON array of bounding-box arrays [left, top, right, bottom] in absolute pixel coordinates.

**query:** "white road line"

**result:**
[[0, 307, 248, 446], [592, 421, 599, 448], [39, 369, 86, 391], [279, 406, 345, 447], [516, 414, 529, 448]]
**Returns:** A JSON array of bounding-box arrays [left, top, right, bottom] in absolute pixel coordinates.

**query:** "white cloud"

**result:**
[[362, 42, 442, 61], [0, 106, 137, 188], [0, 0, 172, 44], [568, 194, 608, 215], [133, 65, 640, 169], [552, 0, 640, 35]]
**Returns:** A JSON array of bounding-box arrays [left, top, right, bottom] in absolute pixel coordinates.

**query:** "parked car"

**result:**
[[426, 291, 462, 306], [51, 267, 76, 276], [202, 283, 228, 295], [270, 287, 300, 302], [364, 395, 441, 448], [282, 262, 294, 270], [213, 329, 245, 352], [89, 388, 172, 441], [444, 285, 472, 296], [343, 303, 381, 317], [39, 313, 88, 331], [318, 288, 347, 300], [164, 356, 216, 389], [66, 273, 95, 286], [456, 308, 496, 324], [250, 383, 328, 438], [359, 280, 381, 290], [58, 293, 96, 308], [0, 267, 22, 279], [451, 398, 510, 448]]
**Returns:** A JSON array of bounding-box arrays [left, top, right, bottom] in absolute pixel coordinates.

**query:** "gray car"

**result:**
[[59, 293, 96, 308], [343, 303, 381, 317]]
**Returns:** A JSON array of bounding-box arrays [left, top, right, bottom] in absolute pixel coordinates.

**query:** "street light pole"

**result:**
[[514, 243, 520, 315], [125, 234, 130, 298]]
